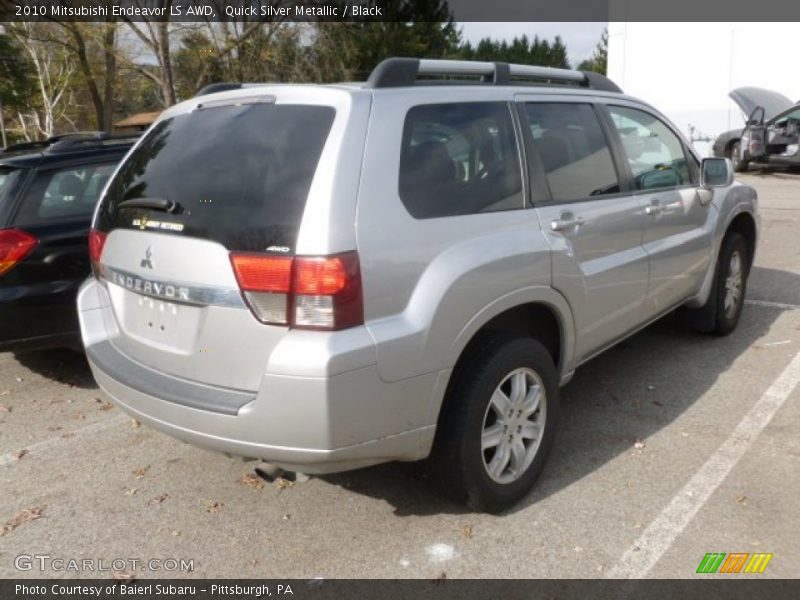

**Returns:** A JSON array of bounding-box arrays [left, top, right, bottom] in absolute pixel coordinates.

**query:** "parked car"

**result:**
[[0, 133, 137, 351], [712, 86, 800, 172], [79, 59, 759, 512]]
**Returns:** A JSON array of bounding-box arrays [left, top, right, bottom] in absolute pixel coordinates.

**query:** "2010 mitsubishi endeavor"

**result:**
[[78, 58, 759, 512]]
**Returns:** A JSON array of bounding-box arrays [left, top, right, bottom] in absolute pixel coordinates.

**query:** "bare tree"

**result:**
[[57, 21, 119, 132], [9, 22, 76, 139]]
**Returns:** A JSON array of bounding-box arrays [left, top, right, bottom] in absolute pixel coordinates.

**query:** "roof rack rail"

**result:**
[[48, 132, 141, 153], [365, 58, 623, 93]]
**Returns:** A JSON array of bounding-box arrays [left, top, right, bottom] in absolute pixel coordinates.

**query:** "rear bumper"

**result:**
[[79, 278, 442, 474], [0, 280, 82, 349]]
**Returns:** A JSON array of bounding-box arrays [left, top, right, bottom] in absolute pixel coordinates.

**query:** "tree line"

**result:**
[[0, 4, 607, 143]]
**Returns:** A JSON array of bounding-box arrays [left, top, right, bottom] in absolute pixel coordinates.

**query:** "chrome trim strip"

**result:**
[[98, 265, 245, 309]]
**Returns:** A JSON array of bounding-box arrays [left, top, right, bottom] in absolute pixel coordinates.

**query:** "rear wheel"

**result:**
[[428, 335, 559, 513], [731, 141, 749, 173]]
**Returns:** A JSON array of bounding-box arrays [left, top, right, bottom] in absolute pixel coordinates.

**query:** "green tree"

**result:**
[[577, 28, 608, 74], [0, 32, 34, 113], [453, 33, 570, 68], [311, 0, 460, 82]]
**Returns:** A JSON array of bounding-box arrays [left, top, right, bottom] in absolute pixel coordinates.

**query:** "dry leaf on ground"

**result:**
[[14, 449, 28, 460], [237, 473, 265, 490], [204, 501, 224, 513], [132, 466, 150, 479], [150, 494, 169, 505], [0, 507, 44, 537], [275, 477, 294, 490]]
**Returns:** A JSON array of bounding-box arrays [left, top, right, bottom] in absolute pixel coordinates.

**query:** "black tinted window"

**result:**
[[98, 103, 335, 252], [608, 106, 693, 190], [0, 167, 26, 216], [14, 163, 116, 225], [525, 103, 620, 202], [399, 103, 523, 219]]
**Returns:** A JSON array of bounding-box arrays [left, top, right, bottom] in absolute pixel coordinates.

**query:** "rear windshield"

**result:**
[[96, 102, 335, 252]]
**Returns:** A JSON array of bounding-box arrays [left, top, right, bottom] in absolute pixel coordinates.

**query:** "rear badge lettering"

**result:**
[[109, 270, 190, 302], [132, 218, 184, 232]]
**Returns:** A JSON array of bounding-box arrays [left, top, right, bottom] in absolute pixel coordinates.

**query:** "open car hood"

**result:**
[[730, 87, 794, 122]]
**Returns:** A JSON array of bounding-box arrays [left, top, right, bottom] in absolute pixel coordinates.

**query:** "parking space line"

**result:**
[[746, 299, 800, 311], [0, 414, 128, 467], [607, 350, 800, 579]]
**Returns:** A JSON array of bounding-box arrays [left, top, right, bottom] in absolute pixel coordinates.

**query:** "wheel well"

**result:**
[[456, 303, 562, 375], [725, 138, 740, 157], [727, 212, 757, 268]]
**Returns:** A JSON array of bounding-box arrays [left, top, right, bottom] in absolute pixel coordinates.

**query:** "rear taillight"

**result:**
[[0, 229, 38, 276], [230, 251, 363, 330], [88, 229, 107, 274]]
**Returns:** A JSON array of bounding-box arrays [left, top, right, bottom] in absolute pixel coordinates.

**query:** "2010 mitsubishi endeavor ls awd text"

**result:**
[[78, 58, 759, 512]]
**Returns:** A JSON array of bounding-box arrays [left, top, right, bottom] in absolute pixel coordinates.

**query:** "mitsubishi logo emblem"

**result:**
[[141, 246, 154, 270]]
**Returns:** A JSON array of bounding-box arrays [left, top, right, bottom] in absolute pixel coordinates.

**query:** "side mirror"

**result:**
[[701, 157, 733, 188]]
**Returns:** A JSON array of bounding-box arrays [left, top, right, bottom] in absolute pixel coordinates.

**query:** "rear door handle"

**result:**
[[645, 202, 663, 216], [550, 215, 584, 232]]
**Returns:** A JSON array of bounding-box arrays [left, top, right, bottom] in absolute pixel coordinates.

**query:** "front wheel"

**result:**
[[428, 335, 559, 513], [731, 141, 749, 173], [688, 232, 749, 335]]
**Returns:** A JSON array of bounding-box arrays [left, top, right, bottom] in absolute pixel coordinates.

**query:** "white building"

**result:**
[[607, 23, 800, 156]]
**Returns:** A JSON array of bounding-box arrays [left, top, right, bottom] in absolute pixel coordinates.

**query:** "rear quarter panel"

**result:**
[[356, 88, 570, 384]]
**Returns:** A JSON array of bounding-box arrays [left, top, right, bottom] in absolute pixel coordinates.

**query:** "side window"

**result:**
[[607, 106, 693, 190], [14, 163, 117, 225], [524, 103, 620, 202], [399, 102, 524, 219]]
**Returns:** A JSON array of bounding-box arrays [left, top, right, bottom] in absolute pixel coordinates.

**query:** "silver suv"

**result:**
[[79, 58, 759, 512]]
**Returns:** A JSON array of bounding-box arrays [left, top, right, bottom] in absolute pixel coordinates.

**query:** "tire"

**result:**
[[688, 232, 749, 336], [731, 141, 749, 173], [428, 335, 559, 513]]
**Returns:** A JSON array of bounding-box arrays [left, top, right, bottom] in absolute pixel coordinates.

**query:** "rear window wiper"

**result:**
[[117, 197, 184, 214]]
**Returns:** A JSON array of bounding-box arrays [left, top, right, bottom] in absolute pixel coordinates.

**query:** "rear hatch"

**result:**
[[92, 93, 336, 391]]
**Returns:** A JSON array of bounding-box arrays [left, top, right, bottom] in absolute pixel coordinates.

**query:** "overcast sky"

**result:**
[[458, 22, 607, 67]]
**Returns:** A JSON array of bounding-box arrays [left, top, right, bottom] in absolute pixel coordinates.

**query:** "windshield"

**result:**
[[96, 102, 335, 252]]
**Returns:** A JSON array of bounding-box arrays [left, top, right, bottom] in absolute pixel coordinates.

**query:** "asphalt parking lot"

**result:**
[[1, 170, 798, 580]]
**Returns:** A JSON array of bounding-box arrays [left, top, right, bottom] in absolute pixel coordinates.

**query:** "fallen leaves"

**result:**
[[96, 399, 114, 411], [275, 477, 294, 491], [204, 501, 224, 513], [14, 449, 28, 460], [150, 494, 169, 505], [238, 473, 265, 490], [130, 419, 141, 429], [132, 466, 150, 480], [737, 495, 748, 505], [461, 524, 473, 539], [0, 507, 44, 537]]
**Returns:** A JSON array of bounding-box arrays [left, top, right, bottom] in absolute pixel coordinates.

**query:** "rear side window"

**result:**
[[97, 103, 335, 252], [0, 167, 26, 216], [524, 103, 620, 202], [399, 102, 524, 219], [14, 163, 117, 225], [607, 105, 693, 190]]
